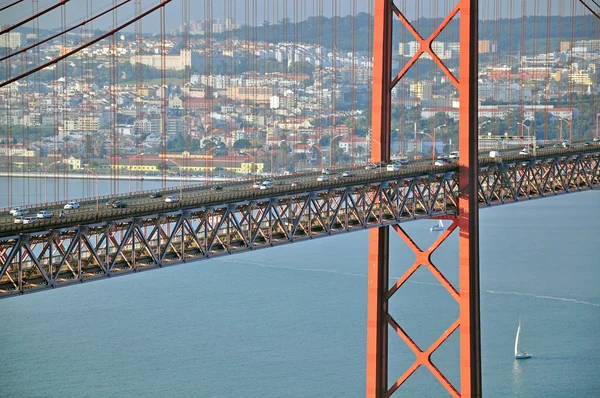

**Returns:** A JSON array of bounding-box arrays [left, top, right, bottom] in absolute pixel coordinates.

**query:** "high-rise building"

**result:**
[[0, 32, 21, 50]]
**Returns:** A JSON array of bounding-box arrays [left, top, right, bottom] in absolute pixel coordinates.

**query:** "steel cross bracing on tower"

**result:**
[[367, 0, 480, 396]]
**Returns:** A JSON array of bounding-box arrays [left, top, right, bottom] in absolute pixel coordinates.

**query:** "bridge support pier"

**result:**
[[367, 0, 480, 396]]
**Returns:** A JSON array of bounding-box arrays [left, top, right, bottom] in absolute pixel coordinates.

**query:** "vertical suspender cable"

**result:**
[[161, 4, 167, 191], [519, 0, 526, 138], [544, 0, 551, 141], [61, 3, 68, 200]]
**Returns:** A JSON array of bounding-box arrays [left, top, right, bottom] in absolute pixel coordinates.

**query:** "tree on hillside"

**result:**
[[233, 139, 252, 149]]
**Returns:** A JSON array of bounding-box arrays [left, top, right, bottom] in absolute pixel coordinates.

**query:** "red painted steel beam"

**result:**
[[0, 0, 172, 88], [0, 0, 70, 35], [366, 0, 393, 397], [369, 0, 392, 164], [366, 227, 389, 397], [368, 0, 481, 396], [458, 1, 482, 395], [0, 0, 133, 63]]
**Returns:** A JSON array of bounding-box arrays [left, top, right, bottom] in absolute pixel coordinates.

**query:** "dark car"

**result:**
[[112, 200, 126, 208], [149, 192, 162, 198], [211, 185, 223, 191]]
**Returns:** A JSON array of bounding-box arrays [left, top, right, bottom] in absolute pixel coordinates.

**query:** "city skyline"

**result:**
[[1, 0, 590, 33]]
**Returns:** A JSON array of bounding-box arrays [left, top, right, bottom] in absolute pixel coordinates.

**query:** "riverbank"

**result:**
[[0, 171, 235, 183]]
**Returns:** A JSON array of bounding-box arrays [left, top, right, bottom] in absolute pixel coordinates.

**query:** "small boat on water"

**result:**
[[430, 219, 444, 232], [514, 318, 532, 360]]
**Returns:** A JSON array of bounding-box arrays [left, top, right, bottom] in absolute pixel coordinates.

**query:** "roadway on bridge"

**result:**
[[1, 141, 598, 235]]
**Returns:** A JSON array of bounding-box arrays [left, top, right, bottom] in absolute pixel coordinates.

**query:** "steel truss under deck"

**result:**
[[1, 150, 598, 299]]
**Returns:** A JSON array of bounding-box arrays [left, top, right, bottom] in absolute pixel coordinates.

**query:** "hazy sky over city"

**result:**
[[0, 0, 591, 33]]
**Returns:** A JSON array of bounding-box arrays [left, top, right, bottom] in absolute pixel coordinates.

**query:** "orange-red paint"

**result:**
[[368, 1, 481, 397]]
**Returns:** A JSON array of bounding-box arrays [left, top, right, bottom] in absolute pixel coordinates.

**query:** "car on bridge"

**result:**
[[22, 217, 38, 224], [317, 175, 329, 182], [165, 196, 179, 203], [259, 180, 273, 189], [342, 171, 354, 177], [149, 192, 162, 198], [365, 164, 377, 170], [13, 216, 25, 224], [112, 200, 127, 208], [211, 185, 223, 191], [64, 201, 80, 210], [10, 207, 29, 216], [36, 210, 53, 219], [387, 164, 400, 172], [105, 199, 117, 207]]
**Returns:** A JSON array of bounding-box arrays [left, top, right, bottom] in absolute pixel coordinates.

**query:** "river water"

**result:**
[[0, 178, 598, 397]]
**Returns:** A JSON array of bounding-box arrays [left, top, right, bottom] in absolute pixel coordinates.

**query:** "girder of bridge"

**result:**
[[1, 151, 598, 299]]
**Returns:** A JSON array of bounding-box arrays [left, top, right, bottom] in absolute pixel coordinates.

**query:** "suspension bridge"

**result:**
[[1, 1, 599, 396]]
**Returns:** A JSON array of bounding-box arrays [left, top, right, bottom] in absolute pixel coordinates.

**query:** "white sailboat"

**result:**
[[514, 318, 532, 360], [430, 219, 444, 232]]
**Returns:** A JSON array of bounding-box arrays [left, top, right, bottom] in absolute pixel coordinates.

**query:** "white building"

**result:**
[[0, 32, 21, 49], [270, 95, 280, 109]]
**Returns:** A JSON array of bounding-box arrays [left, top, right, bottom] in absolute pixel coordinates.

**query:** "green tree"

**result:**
[[233, 139, 252, 149]]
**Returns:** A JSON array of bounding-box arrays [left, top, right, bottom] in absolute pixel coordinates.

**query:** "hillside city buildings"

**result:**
[[0, 24, 598, 176]]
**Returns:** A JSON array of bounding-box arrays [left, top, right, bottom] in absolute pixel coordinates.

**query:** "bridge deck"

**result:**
[[1, 145, 598, 298]]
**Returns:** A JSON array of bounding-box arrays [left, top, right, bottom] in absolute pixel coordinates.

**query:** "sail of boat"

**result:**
[[514, 318, 521, 357], [514, 317, 531, 359]]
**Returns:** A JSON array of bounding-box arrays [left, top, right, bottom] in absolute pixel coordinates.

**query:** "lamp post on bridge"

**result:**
[[241, 151, 256, 185], [558, 117, 572, 143], [419, 124, 445, 166], [165, 158, 183, 205], [203, 146, 220, 186], [270, 140, 285, 178], [128, 153, 145, 192], [82, 168, 99, 217], [518, 121, 535, 155], [478, 120, 491, 136], [44, 160, 62, 205]]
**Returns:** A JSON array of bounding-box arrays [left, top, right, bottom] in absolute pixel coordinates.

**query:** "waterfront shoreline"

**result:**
[[0, 172, 234, 182]]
